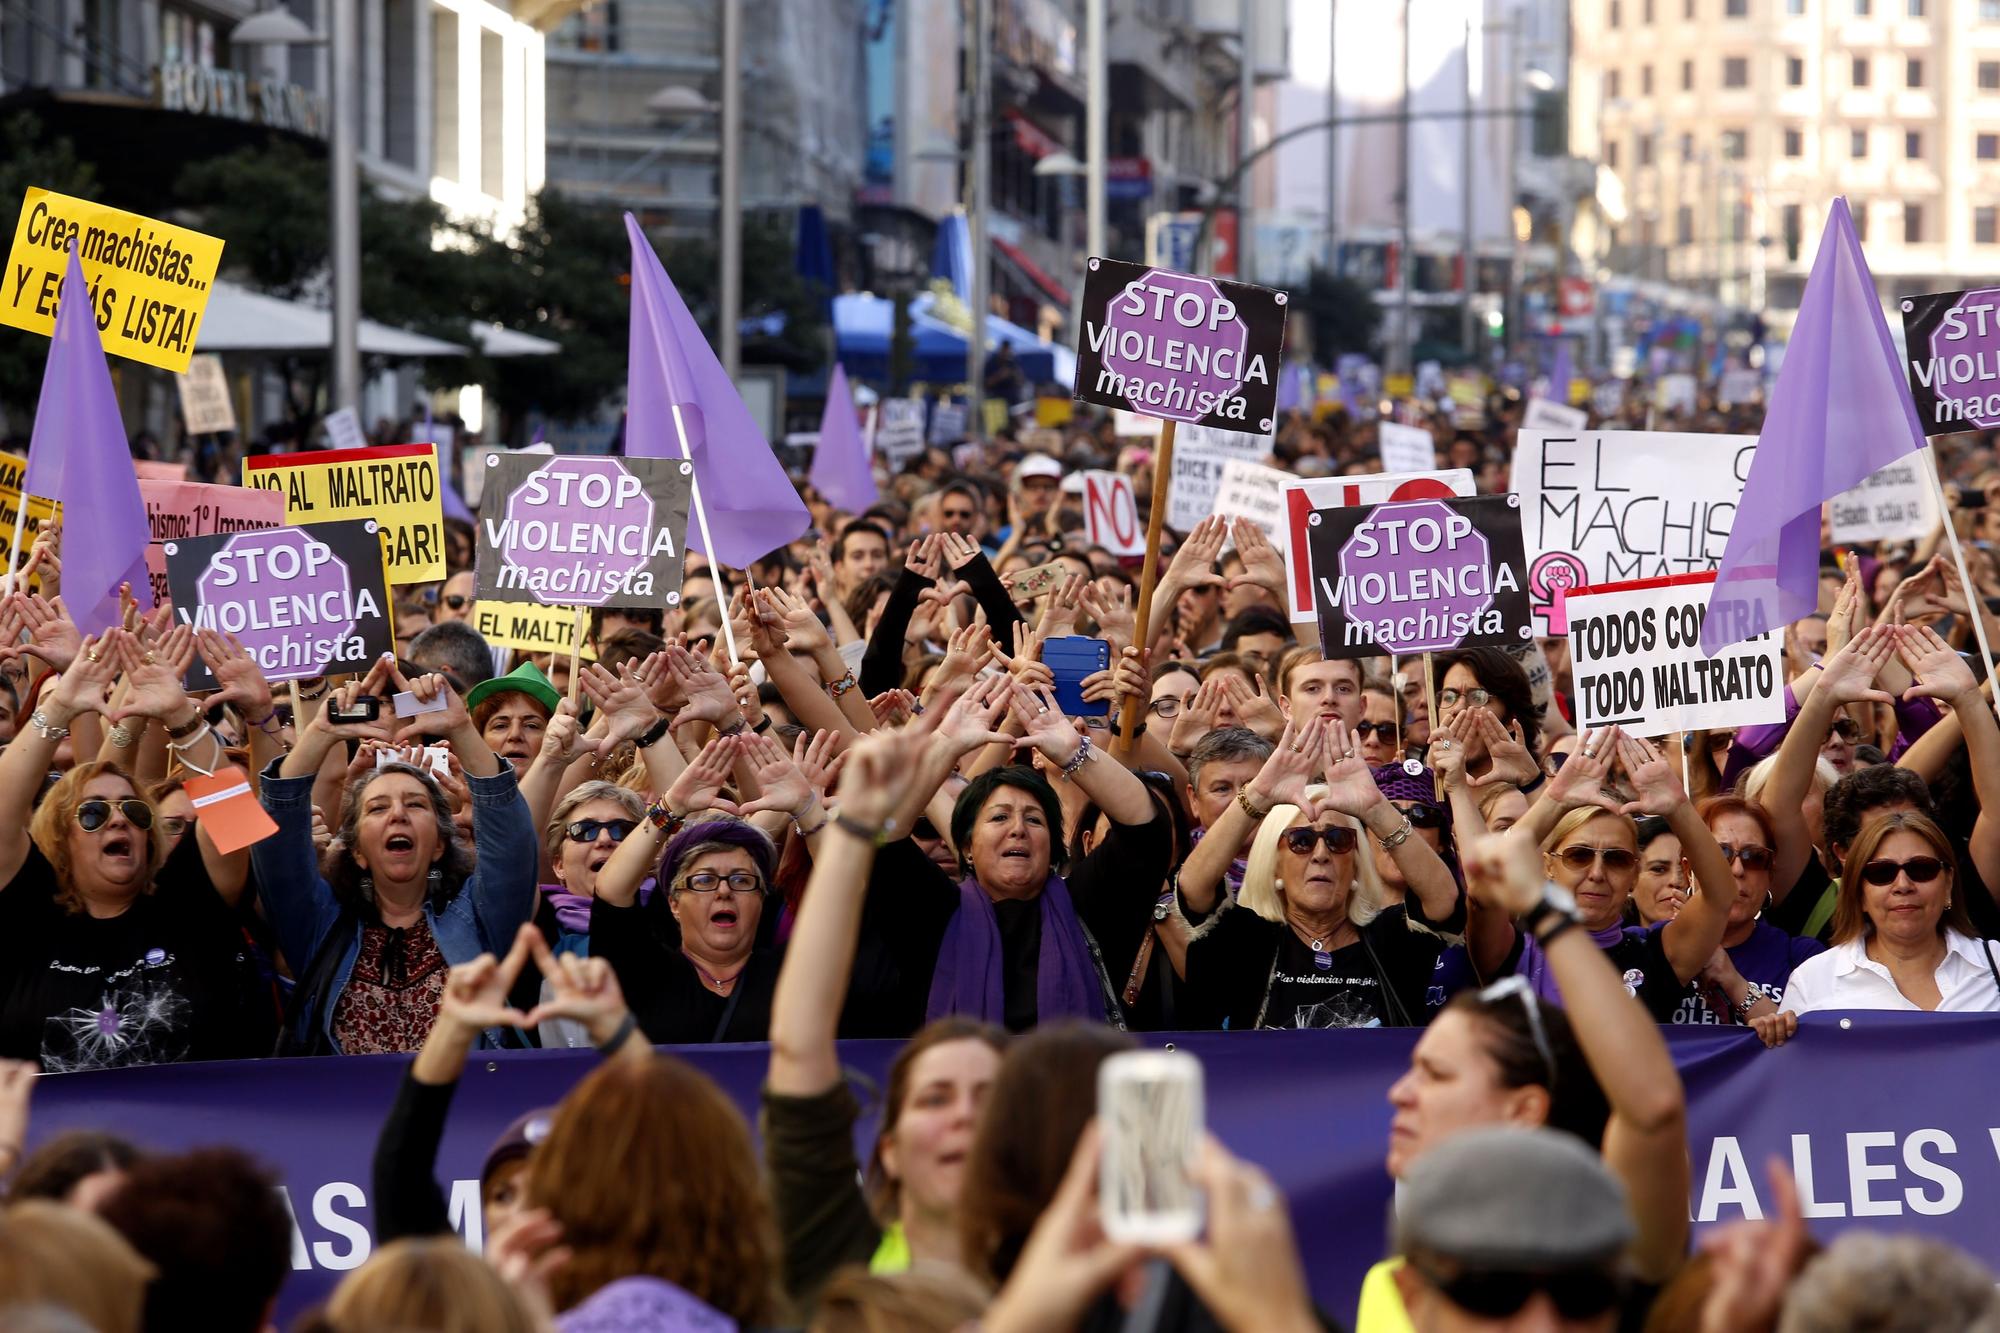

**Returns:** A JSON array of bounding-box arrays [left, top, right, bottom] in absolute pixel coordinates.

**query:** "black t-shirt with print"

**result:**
[[0, 836, 267, 1070], [1183, 902, 1449, 1030]]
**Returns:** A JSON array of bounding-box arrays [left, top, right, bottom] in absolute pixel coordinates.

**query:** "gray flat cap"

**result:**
[[1395, 1126, 1633, 1272]]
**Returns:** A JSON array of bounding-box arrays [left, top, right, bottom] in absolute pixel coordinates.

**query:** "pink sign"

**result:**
[[141, 480, 286, 608]]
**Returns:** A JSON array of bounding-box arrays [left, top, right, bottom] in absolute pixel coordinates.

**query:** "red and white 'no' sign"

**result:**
[[1081, 470, 1145, 557]]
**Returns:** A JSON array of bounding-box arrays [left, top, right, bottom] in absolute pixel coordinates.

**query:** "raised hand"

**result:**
[[1815, 624, 1897, 708], [197, 629, 276, 722], [735, 731, 820, 819], [1545, 727, 1628, 814], [663, 733, 740, 816], [934, 673, 1014, 755], [15, 593, 82, 673], [933, 622, 993, 690], [1317, 723, 1385, 817], [1078, 645, 1149, 713], [989, 621, 1052, 689], [519, 925, 632, 1044], [578, 662, 660, 756], [633, 649, 684, 712], [386, 662, 472, 744], [1036, 572, 1087, 639], [666, 644, 739, 728], [1249, 716, 1328, 811], [1432, 710, 1477, 791], [1228, 517, 1287, 596], [109, 625, 198, 724], [903, 532, 943, 581], [1167, 677, 1227, 754], [1008, 679, 1086, 761], [1077, 579, 1136, 651], [436, 927, 535, 1033], [868, 688, 919, 727], [1163, 516, 1228, 594], [840, 724, 934, 828], [1217, 672, 1284, 741], [312, 657, 398, 744], [794, 728, 846, 801], [764, 584, 833, 655], [938, 531, 983, 572], [1462, 828, 1547, 917], [1895, 623, 1980, 706], [1614, 732, 1685, 818], [1161, 1138, 1316, 1333], [1466, 709, 1539, 787]]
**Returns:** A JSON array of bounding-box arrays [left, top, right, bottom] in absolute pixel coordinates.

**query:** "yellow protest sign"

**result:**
[[1384, 373, 1415, 399], [1034, 396, 1074, 427], [0, 453, 62, 585], [1, 189, 225, 372], [981, 398, 1008, 437], [473, 601, 597, 659], [242, 443, 445, 583]]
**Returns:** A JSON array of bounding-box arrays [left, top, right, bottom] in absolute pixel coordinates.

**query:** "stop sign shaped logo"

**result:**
[[1099, 269, 1250, 424], [195, 528, 357, 666], [501, 458, 656, 607], [1337, 499, 1493, 653]]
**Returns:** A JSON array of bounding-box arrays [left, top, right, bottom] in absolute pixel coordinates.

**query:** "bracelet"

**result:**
[[644, 799, 687, 835], [107, 721, 139, 748], [636, 716, 673, 749], [793, 804, 830, 838], [1533, 915, 1581, 950], [30, 708, 69, 742], [1237, 786, 1274, 821], [293, 678, 329, 702], [593, 1012, 638, 1056], [164, 710, 207, 741], [1376, 813, 1415, 850], [833, 811, 894, 846], [166, 722, 213, 752], [826, 671, 859, 698], [244, 708, 283, 735], [1060, 733, 1095, 779], [1727, 991, 1757, 1024], [716, 717, 749, 739], [753, 715, 773, 734], [1108, 717, 1147, 739]]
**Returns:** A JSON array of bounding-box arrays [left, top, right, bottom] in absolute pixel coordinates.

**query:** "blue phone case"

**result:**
[[1044, 636, 1112, 717]]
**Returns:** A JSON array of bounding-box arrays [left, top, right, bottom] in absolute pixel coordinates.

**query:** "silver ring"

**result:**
[[1435, 738, 1453, 750]]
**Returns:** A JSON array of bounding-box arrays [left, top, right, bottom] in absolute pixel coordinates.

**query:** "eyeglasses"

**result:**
[[1475, 976, 1557, 1090], [1406, 1255, 1622, 1321], [442, 593, 470, 610], [912, 818, 942, 840], [679, 871, 764, 894], [1717, 844, 1774, 871], [1437, 687, 1492, 709], [1354, 720, 1397, 739], [1282, 826, 1359, 856], [1073, 714, 1111, 730], [159, 816, 189, 839], [76, 799, 153, 833], [1148, 697, 1184, 718], [1829, 718, 1862, 742], [566, 818, 637, 844], [1860, 856, 1946, 887], [1393, 802, 1447, 829], [1554, 845, 1637, 872]]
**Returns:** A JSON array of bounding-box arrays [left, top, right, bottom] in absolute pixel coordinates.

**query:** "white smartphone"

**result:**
[[377, 743, 451, 780], [1097, 1049, 1205, 1244]]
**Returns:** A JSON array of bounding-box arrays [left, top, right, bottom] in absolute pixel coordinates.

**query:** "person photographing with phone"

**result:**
[[254, 654, 538, 1055]]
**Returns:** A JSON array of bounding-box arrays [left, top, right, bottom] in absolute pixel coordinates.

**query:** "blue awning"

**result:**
[[832, 290, 1074, 389]]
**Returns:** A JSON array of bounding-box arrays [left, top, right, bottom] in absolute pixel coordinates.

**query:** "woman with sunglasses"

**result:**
[[1755, 811, 2000, 1046], [0, 629, 267, 1070], [1666, 797, 1825, 1025], [540, 782, 648, 958], [1357, 827, 1688, 1330], [1466, 728, 1736, 1023], [1174, 716, 1463, 1030]]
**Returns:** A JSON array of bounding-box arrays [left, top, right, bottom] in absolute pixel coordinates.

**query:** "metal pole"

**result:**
[[718, 0, 743, 380], [1237, 0, 1256, 281], [1086, 0, 1106, 263], [1505, 17, 1522, 359], [1396, 0, 1413, 375], [1459, 16, 1476, 357], [1324, 0, 1338, 268], [968, 0, 990, 425], [329, 0, 360, 412]]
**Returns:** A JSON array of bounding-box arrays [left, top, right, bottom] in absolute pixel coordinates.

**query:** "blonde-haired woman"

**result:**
[[307, 1238, 547, 1333], [0, 1200, 154, 1333], [1174, 716, 1463, 1029]]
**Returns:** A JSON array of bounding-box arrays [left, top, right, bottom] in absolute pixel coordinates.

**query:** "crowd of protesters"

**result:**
[[4, 377, 2000, 1331]]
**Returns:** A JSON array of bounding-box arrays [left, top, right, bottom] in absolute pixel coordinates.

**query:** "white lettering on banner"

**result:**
[[1695, 1130, 1967, 1225], [1514, 430, 1756, 634], [1280, 469, 1478, 622], [1081, 471, 1145, 557], [1829, 457, 1939, 544], [1563, 575, 1784, 733]]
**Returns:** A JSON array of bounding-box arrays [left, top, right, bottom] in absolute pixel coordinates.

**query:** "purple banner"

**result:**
[[28, 1017, 2000, 1326]]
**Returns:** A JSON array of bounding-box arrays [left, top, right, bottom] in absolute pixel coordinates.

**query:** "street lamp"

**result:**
[[233, 4, 359, 417]]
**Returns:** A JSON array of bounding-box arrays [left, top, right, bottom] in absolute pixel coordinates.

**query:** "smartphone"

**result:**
[[1098, 1049, 1204, 1244], [378, 743, 451, 780], [325, 695, 381, 724], [1043, 635, 1111, 718]]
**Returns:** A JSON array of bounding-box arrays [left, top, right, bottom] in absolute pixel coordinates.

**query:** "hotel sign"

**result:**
[[155, 63, 326, 138]]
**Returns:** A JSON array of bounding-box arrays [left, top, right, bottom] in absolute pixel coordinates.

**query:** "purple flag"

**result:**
[[623, 213, 808, 566], [808, 363, 877, 512], [1702, 199, 1924, 654], [1547, 340, 1573, 405], [1277, 361, 1303, 413], [26, 250, 149, 632], [439, 468, 475, 524]]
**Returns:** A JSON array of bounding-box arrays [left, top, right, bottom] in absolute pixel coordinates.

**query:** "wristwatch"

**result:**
[[1520, 881, 1580, 940]]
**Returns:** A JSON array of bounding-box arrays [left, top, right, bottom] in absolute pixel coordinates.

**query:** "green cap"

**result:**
[[464, 660, 561, 716]]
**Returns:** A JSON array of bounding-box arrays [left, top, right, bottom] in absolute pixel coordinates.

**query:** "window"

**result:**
[[1854, 0, 1870, 14], [1641, 64, 1654, 94], [1686, 0, 1696, 15], [1787, 55, 1804, 86], [1644, 0, 1655, 19], [1981, 61, 2000, 90], [1681, 131, 1695, 161], [1985, 0, 2000, 18], [1785, 126, 1804, 156], [1851, 55, 1869, 87], [1606, 69, 1621, 100], [1682, 59, 1695, 90], [1979, 206, 1999, 244], [1607, 140, 1620, 168], [1906, 129, 1922, 159], [1726, 0, 1747, 13], [1907, 57, 1923, 87], [1783, 203, 1803, 260], [1609, 0, 1620, 24], [1723, 57, 1748, 87], [1787, 0, 1806, 11], [1852, 128, 1868, 156], [1904, 203, 1923, 243], [1637, 132, 1654, 165], [1980, 132, 2000, 159], [1721, 128, 1747, 158], [1908, 0, 1925, 13], [1676, 205, 1695, 243], [1853, 202, 1868, 240]]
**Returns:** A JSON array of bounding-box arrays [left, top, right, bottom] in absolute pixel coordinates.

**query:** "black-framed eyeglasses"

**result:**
[[1148, 697, 1183, 718], [1282, 826, 1358, 856], [1404, 1252, 1621, 1321], [1716, 843, 1774, 871], [77, 799, 153, 833], [566, 818, 637, 844], [680, 871, 763, 894], [1354, 720, 1397, 739], [1554, 845, 1637, 872], [1438, 687, 1492, 709], [1475, 975, 1557, 1091], [1393, 801, 1447, 829], [1860, 856, 1946, 887], [158, 815, 189, 839]]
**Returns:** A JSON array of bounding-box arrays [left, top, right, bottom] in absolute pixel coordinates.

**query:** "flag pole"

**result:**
[[2, 495, 29, 598], [1116, 419, 1177, 756], [669, 402, 740, 664], [1918, 446, 1999, 700]]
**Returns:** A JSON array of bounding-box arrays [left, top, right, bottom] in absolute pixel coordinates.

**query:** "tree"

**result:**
[[0, 115, 101, 430]]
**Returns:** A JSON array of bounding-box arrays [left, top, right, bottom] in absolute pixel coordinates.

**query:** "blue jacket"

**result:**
[[253, 757, 538, 1054]]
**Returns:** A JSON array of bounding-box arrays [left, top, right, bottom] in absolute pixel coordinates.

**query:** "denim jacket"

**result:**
[[253, 756, 539, 1053]]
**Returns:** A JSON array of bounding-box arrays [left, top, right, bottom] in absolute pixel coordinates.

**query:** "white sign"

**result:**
[[1717, 368, 1763, 406], [1167, 424, 1274, 531], [175, 354, 236, 435], [1521, 398, 1587, 434], [1279, 468, 1478, 622], [1564, 574, 1785, 734], [1591, 382, 1626, 418], [928, 401, 968, 444], [460, 444, 503, 509], [1654, 373, 1697, 415], [1113, 408, 1162, 437], [1829, 456, 1939, 544], [1513, 430, 1756, 635], [1377, 422, 1436, 473], [876, 398, 927, 467], [322, 407, 367, 452], [1213, 459, 1294, 553], [1081, 470, 1144, 556]]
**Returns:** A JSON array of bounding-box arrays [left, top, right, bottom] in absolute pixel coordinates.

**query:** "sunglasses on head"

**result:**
[[1283, 826, 1358, 856], [1555, 845, 1637, 872], [1829, 718, 1862, 742], [1394, 801, 1447, 829], [1408, 1257, 1623, 1321], [1476, 975, 1556, 1088], [1860, 856, 1946, 886], [1717, 844, 1774, 870], [1354, 720, 1397, 739], [566, 818, 637, 844], [77, 799, 153, 833]]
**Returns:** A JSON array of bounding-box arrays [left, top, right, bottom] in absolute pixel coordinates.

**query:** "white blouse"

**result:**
[[1780, 929, 2000, 1015]]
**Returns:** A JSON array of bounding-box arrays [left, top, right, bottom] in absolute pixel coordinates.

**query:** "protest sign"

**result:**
[[1829, 456, 1939, 544], [875, 398, 927, 467], [164, 520, 391, 687], [460, 444, 503, 509], [1898, 286, 2000, 434], [1376, 422, 1435, 473], [1281, 469, 1478, 622], [1716, 367, 1763, 406], [175, 353, 235, 434], [1591, 381, 1626, 417], [1520, 397, 1587, 433], [1306, 494, 1531, 658], [472, 601, 598, 659], [1654, 373, 1697, 414], [1513, 430, 1756, 635], [1073, 257, 1287, 433], [1034, 396, 1074, 426], [322, 408, 367, 452], [1564, 572, 1784, 733], [927, 400, 968, 444], [1081, 470, 1144, 557], [0, 452, 59, 581], [140, 479, 285, 606], [0, 188, 224, 372], [1166, 423, 1274, 531], [244, 443, 447, 583], [1212, 459, 1293, 551], [476, 454, 692, 608], [134, 460, 188, 481]]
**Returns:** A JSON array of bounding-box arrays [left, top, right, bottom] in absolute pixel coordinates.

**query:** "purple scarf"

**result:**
[[557, 1277, 736, 1333], [1519, 920, 1632, 1005], [926, 874, 1102, 1025], [540, 879, 658, 936]]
